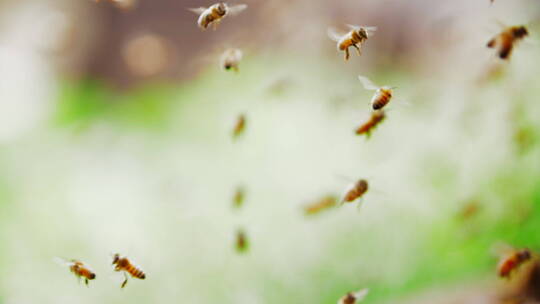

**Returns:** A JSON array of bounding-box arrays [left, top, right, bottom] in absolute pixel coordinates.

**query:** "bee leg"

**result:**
[[212, 20, 221, 31], [353, 44, 362, 56], [121, 273, 128, 288], [85, 278, 89, 287], [344, 48, 350, 61]]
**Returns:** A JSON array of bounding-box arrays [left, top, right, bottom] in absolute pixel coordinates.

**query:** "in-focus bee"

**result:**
[[498, 248, 532, 278], [232, 114, 246, 139], [220, 48, 243, 72], [303, 195, 338, 215], [328, 25, 377, 60], [55, 258, 96, 286], [189, 3, 247, 30], [341, 179, 369, 206], [487, 25, 529, 60], [338, 288, 369, 304], [112, 254, 146, 288], [235, 229, 249, 253], [358, 75, 396, 110], [355, 110, 385, 137], [233, 186, 245, 209]]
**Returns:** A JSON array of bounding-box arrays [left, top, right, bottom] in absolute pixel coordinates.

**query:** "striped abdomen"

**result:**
[[125, 263, 146, 279], [355, 110, 385, 136], [70, 263, 96, 280], [372, 89, 392, 110]]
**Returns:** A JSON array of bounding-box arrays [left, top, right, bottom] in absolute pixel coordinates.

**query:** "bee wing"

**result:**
[[356, 197, 365, 212], [490, 241, 515, 257], [188, 7, 207, 15], [346, 24, 361, 31], [227, 4, 247, 16], [363, 26, 378, 33], [327, 27, 344, 42], [358, 75, 379, 90], [352, 289, 369, 301], [54, 257, 74, 267]]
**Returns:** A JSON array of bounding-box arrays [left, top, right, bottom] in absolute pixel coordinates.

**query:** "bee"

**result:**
[[303, 195, 338, 215], [338, 289, 369, 304], [189, 3, 247, 30], [457, 200, 481, 221], [233, 186, 245, 209], [232, 113, 246, 139], [112, 254, 146, 288], [341, 179, 369, 205], [358, 75, 396, 110], [487, 25, 529, 60], [55, 258, 96, 286], [355, 110, 386, 137], [498, 248, 532, 278], [328, 25, 377, 60], [235, 229, 248, 253], [220, 48, 243, 72]]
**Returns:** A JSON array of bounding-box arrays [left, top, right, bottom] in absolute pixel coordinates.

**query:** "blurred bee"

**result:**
[[338, 288, 369, 304], [358, 75, 396, 110], [303, 195, 338, 215], [235, 229, 248, 253], [220, 48, 243, 72], [55, 258, 96, 286], [457, 200, 481, 221], [232, 114, 246, 139], [355, 110, 385, 137], [487, 25, 529, 60], [341, 179, 369, 206], [112, 253, 146, 288], [189, 3, 247, 30], [497, 248, 532, 278], [328, 25, 377, 60], [233, 186, 245, 209]]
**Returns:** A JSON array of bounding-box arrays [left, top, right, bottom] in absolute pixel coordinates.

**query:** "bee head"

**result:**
[[112, 253, 120, 265], [357, 28, 369, 39], [224, 64, 232, 70], [217, 3, 227, 14], [519, 249, 532, 261], [89, 273, 96, 280], [512, 26, 529, 39]]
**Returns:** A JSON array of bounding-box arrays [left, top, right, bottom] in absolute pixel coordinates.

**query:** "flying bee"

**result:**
[[355, 110, 385, 137], [341, 179, 369, 207], [220, 48, 243, 72], [233, 186, 245, 209], [338, 288, 369, 304], [94, 0, 136, 10], [328, 25, 377, 60], [55, 258, 96, 286], [232, 113, 246, 139], [498, 248, 532, 278], [189, 3, 247, 30], [487, 25, 529, 60], [235, 229, 248, 253], [112, 254, 146, 288], [358, 75, 396, 110], [303, 195, 338, 215]]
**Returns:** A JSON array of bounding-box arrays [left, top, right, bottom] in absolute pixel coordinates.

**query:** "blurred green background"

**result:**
[[0, 0, 540, 303]]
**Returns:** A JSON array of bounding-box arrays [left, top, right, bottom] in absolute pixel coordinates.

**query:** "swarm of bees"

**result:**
[[189, 3, 247, 31], [56, 254, 146, 289], [328, 25, 377, 61]]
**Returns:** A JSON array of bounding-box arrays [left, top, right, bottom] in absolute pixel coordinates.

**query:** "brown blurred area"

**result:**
[[6, 0, 538, 87]]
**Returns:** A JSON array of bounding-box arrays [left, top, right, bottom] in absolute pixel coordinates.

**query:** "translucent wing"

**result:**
[[346, 24, 361, 31], [363, 26, 378, 33], [227, 4, 247, 16], [358, 75, 379, 90], [327, 27, 343, 42], [491, 241, 515, 257], [54, 257, 73, 267], [347, 24, 377, 35], [352, 289, 369, 301], [188, 7, 207, 14]]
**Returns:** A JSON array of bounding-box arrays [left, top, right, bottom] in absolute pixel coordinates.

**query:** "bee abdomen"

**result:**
[[372, 93, 391, 110], [127, 265, 146, 279]]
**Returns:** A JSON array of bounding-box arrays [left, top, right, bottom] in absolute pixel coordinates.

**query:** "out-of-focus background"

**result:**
[[1, 0, 540, 303]]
